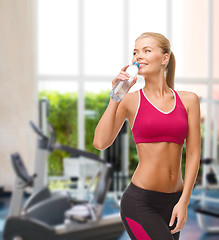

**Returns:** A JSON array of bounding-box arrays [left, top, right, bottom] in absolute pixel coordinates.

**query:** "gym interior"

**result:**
[[0, 0, 219, 239]]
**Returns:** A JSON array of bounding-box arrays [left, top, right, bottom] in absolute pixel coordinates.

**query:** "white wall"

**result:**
[[0, 0, 37, 191]]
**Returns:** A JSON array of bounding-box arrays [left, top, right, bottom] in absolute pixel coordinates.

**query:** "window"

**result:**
[[37, 0, 219, 158], [38, 0, 79, 75], [84, 0, 124, 75]]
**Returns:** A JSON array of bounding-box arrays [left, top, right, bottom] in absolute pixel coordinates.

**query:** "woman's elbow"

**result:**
[[93, 130, 114, 150], [93, 138, 112, 151], [93, 141, 103, 150], [93, 139, 107, 150]]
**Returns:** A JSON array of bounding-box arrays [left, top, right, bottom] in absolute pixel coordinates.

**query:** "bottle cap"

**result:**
[[133, 61, 139, 68]]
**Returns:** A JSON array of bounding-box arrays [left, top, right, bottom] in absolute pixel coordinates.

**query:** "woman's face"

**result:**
[[132, 37, 169, 77]]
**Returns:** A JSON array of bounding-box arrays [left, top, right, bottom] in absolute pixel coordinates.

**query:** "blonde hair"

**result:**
[[136, 32, 175, 89]]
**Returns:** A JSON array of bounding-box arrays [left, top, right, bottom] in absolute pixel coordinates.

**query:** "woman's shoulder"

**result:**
[[176, 90, 199, 101], [176, 90, 200, 112]]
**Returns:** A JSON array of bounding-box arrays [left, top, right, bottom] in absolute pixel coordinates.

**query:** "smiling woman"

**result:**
[[93, 32, 201, 240]]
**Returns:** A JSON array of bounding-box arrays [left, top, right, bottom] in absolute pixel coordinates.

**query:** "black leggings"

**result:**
[[120, 182, 182, 240]]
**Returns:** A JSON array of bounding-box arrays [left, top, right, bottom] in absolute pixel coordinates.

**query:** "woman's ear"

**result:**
[[162, 53, 170, 67]]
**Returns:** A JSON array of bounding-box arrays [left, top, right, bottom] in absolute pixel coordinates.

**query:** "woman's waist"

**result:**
[[131, 166, 183, 193], [136, 159, 181, 176]]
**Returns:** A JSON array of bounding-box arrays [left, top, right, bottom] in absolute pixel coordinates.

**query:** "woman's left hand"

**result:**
[[169, 201, 188, 234]]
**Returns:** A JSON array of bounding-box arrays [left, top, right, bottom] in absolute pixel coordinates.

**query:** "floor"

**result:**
[[1, 189, 219, 240]]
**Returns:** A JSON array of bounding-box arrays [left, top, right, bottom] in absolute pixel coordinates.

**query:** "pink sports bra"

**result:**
[[131, 88, 188, 145]]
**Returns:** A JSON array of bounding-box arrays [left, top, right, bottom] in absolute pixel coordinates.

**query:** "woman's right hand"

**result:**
[[112, 65, 137, 89]]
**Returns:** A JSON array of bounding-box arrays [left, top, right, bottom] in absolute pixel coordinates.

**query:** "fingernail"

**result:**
[[169, 223, 172, 226]]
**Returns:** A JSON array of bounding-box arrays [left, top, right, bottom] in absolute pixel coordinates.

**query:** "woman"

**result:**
[[93, 32, 200, 240]]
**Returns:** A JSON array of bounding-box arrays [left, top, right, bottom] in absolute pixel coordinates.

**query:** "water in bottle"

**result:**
[[110, 61, 139, 102]]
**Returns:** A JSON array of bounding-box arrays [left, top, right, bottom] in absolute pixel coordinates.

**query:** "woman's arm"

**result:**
[[180, 92, 201, 205], [93, 98, 127, 150], [93, 65, 137, 150], [170, 91, 201, 234]]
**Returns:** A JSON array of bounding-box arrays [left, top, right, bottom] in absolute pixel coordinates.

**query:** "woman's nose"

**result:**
[[136, 51, 143, 60]]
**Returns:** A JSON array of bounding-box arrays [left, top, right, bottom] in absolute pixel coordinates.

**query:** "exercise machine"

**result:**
[[3, 150, 124, 239], [3, 97, 126, 239]]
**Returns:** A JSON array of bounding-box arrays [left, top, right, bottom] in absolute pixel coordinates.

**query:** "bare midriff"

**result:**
[[131, 142, 184, 193]]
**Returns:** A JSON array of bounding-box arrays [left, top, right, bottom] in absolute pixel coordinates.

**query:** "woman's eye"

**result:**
[[133, 52, 137, 56], [145, 50, 151, 53]]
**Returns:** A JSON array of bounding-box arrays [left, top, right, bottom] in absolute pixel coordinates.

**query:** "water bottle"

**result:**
[[110, 61, 139, 102]]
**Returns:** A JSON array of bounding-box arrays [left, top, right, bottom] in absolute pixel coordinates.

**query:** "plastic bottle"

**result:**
[[110, 61, 139, 102]]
